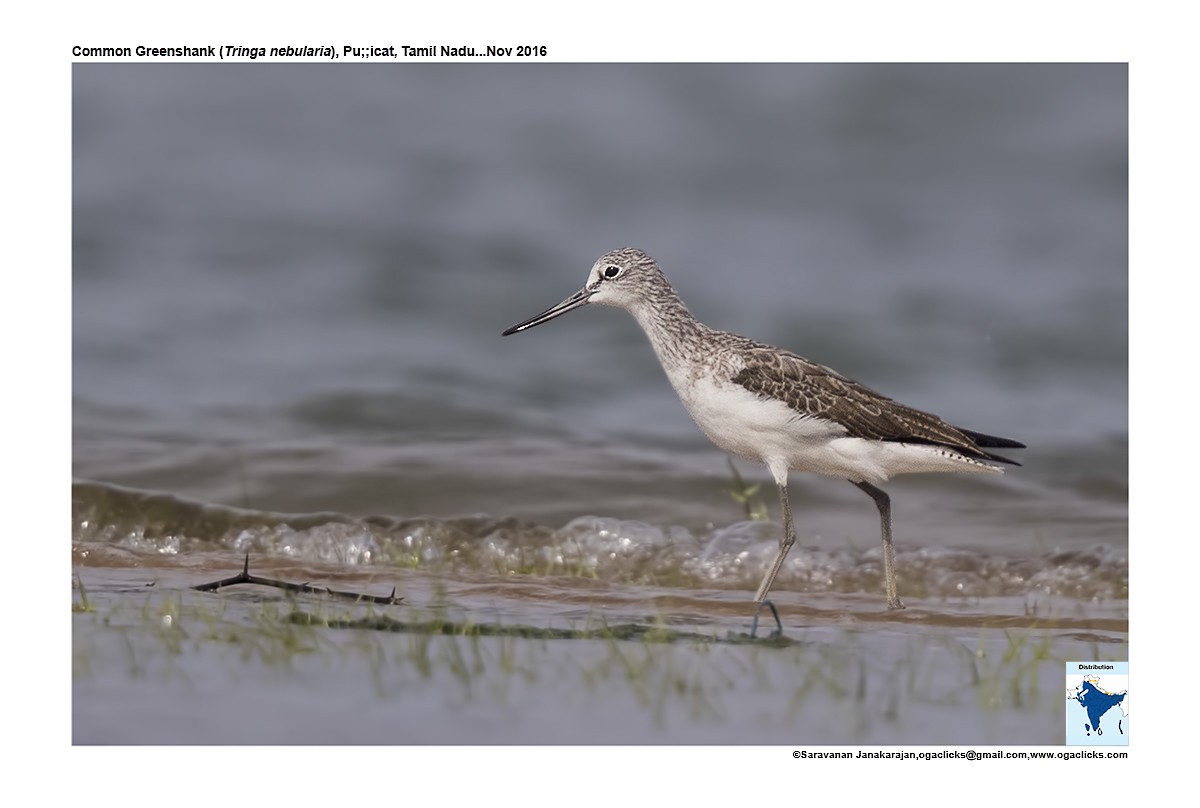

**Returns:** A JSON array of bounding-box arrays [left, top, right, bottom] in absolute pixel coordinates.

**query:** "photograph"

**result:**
[[71, 62, 1128, 745]]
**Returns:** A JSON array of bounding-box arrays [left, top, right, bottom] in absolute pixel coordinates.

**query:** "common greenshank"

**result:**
[[502, 248, 1023, 617]]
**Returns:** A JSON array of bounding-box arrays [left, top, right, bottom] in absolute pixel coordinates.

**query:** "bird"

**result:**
[[501, 247, 1023, 613]]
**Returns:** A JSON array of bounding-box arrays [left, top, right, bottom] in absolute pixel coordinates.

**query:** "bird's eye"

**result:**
[[604, 265, 621, 279]]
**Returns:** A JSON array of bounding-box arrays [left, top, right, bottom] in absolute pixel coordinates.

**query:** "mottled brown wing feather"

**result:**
[[730, 347, 1013, 463]]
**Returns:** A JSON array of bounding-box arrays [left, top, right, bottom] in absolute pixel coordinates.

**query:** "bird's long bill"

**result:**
[[501, 287, 594, 335]]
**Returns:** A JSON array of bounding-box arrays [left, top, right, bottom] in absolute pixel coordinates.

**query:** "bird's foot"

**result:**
[[749, 599, 783, 640]]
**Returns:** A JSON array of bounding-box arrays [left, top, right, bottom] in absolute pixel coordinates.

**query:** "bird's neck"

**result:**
[[628, 289, 710, 379]]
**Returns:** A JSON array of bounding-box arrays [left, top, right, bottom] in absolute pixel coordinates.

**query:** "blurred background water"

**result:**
[[72, 63, 1126, 613]]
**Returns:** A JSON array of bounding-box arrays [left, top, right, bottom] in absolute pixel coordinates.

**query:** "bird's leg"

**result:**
[[749, 599, 782, 640], [754, 482, 796, 604], [853, 481, 905, 610]]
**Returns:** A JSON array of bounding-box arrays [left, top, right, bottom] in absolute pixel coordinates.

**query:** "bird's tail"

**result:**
[[959, 428, 1026, 466]]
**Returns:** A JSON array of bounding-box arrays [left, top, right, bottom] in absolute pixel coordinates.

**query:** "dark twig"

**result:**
[[192, 554, 403, 605]]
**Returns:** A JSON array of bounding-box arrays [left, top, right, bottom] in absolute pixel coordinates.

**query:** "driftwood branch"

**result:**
[[193, 554, 403, 605]]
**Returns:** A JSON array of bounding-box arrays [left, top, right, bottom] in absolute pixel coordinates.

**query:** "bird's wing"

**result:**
[[730, 346, 1008, 462]]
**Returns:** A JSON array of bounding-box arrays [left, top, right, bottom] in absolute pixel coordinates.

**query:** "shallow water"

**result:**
[[72, 481, 1126, 744], [72, 555, 1125, 744], [72, 64, 1127, 744]]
